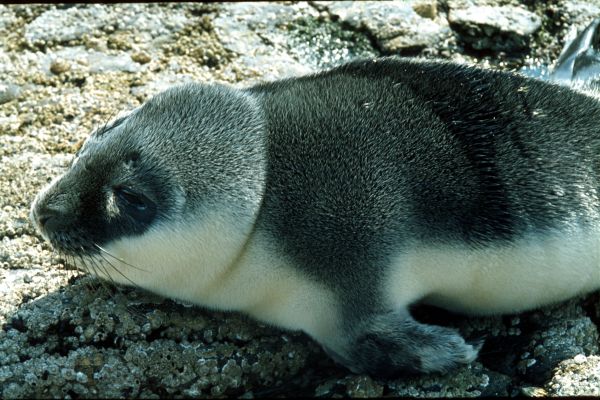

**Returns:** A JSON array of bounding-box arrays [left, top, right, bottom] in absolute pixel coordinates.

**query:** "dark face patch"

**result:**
[[32, 122, 176, 257]]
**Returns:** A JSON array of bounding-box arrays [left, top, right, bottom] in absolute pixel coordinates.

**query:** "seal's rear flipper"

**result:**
[[550, 18, 600, 84], [327, 310, 479, 377]]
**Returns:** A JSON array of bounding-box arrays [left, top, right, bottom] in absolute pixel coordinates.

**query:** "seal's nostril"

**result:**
[[38, 215, 52, 228], [34, 205, 66, 233]]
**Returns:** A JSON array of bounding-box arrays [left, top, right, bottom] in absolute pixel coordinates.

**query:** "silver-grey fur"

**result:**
[[31, 57, 600, 377]]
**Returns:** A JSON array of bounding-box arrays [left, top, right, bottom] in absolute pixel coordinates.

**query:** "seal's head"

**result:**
[[30, 83, 266, 299]]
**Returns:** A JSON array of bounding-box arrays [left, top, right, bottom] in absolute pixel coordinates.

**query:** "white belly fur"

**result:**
[[90, 206, 599, 339], [386, 230, 600, 315], [92, 213, 340, 344]]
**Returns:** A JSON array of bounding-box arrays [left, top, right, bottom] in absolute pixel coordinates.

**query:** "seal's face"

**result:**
[[31, 83, 267, 301], [30, 113, 180, 256]]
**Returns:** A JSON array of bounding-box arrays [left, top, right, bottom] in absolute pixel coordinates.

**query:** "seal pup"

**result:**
[[30, 56, 600, 377]]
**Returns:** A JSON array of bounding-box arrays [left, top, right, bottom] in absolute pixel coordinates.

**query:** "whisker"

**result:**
[[93, 243, 148, 272], [90, 252, 147, 320], [88, 254, 118, 288], [78, 261, 100, 294], [54, 249, 84, 284], [96, 251, 142, 289], [67, 253, 85, 274], [45, 235, 150, 322], [93, 110, 117, 136], [81, 251, 114, 296], [88, 255, 133, 309]]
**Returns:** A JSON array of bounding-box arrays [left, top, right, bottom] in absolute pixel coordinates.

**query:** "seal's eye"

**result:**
[[113, 186, 157, 224], [114, 187, 146, 210]]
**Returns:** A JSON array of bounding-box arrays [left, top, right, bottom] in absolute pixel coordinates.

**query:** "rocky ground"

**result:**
[[1, 1, 599, 398]]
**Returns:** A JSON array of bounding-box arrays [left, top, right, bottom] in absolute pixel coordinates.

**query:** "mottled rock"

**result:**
[[386, 364, 491, 397], [0, 275, 324, 398], [1, 2, 600, 399], [449, 6, 542, 51], [24, 4, 188, 46], [325, 1, 449, 54], [345, 375, 384, 398], [0, 82, 20, 104], [521, 308, 600, 384], [0, 5, 16, 31], [546, 355, 600, 396]]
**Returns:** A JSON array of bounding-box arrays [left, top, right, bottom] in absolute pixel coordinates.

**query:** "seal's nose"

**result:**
[[37, 213, 52, 229], [33, 204, 68, 233]]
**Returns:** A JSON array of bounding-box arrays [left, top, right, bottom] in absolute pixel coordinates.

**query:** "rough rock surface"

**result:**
[[546, 355, 600, 396], [449, 5, 542, 51], [1, 1, 599, 398], [318, 1, 450, 55]]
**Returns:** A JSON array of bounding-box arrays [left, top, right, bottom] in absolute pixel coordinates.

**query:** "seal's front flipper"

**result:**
[[327, 310, 480, 378], [550, 18, 600, 83]]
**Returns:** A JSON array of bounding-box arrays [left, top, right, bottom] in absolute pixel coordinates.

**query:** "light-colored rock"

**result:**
[[214, 2, 318, 80], [546, 355, 600, 396], [42, 47, 142, 74], [326, 1, 449, 54], [0, 4, 16, 32], [0, 82, 20, 105], [24, 4, 188, 45], [1, 2, 599, 398], [449, 5, 542, 51]]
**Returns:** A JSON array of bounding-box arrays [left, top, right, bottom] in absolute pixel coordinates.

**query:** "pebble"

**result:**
[[412, 1, 437, 20], [44, 47, 141, 74], [49, 58, 71, 75], [574, 354, 587, 364], [0, 82, 20, 105], [131, 51, 151, 64]]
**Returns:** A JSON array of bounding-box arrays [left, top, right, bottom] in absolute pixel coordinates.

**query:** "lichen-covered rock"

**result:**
[[546, 355, 600, 396], [0, 4, 16, 32], [1, 2, 599, 398], [324, 0, 450, 55], [449, 5, 542, 52], [0, 83, 20, 105], [24, 4, 188, 46]]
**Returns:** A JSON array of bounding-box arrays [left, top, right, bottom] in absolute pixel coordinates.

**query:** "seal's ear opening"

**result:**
[[124, 151, 141, 167]]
